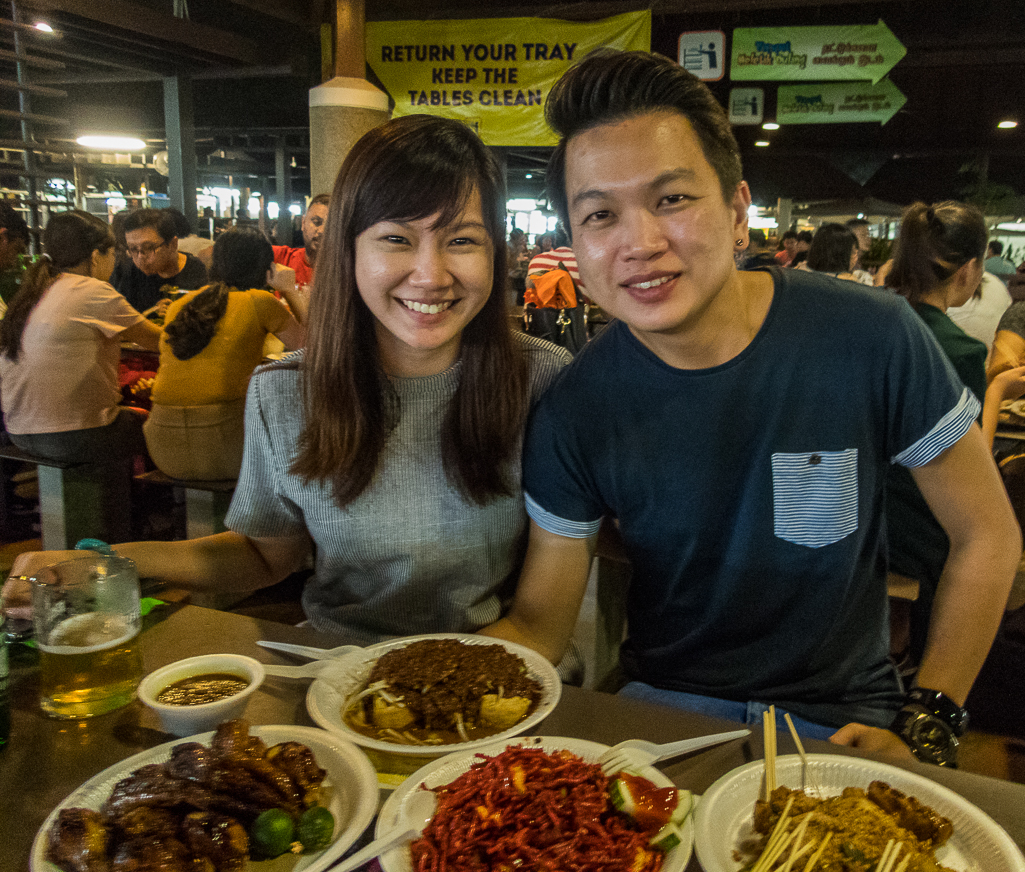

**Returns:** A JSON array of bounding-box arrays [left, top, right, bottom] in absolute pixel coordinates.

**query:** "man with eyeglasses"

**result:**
[[111, 208, 208, 314]]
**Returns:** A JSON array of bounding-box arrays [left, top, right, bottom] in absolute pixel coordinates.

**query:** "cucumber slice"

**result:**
[[609, 777, 637, 816], [650, 821, 684, 851]]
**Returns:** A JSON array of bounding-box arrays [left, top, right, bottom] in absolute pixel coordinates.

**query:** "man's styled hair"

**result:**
[[545, 49, 743, 235], [308, 193, 330, 211], [122, 207, 177, 242], [989, 240, 1004, 256]]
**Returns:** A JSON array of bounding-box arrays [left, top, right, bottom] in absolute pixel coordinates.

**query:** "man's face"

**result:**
[[0, 228, 25, 270], [850, 225, 871, 254], [125, 227, 178, 277], [564, 109, 748, 343], [302, 203, 329, 260]]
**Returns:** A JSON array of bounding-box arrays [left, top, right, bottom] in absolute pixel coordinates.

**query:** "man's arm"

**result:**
[[832, 425, 1020, 755], [480, 521, 596, 663], [911, 424, 1020, 701]]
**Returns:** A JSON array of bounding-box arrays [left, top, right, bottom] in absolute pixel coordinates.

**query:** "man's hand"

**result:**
[[829, 722, 915, 761], [267, 263, 296, 295]]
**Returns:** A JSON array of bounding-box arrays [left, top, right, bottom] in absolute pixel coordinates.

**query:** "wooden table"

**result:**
[[5, 604, 1025, 871]]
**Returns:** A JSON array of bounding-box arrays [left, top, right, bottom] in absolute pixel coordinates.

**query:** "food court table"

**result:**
[[6, 603, 1025, 872]]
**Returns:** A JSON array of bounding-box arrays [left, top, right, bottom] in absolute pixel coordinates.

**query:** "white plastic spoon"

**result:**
[[329, 790, 436, 872], [261, 661, 335, 679], [257, 640, 361, 660]]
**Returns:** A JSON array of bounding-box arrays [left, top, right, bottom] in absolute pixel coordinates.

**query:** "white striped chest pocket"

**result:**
[[771, 449, 858, 548]]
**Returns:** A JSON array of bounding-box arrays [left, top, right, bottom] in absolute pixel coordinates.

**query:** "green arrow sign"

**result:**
[[731, 20, 905, 84], [776, 79, 906, 125]]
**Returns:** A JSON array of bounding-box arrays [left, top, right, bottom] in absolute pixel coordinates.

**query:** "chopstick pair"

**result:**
[[762, 706, 822, 800]]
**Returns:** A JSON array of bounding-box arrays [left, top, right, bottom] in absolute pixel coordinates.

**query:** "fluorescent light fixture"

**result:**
[[998, 120, 1018, 129], [33, 21, 53, 32], [525, 173, 533, 179], [77, 135, 146, 150], [996, 222, 1025, 231], [507, 198, 538, 212], [762, 122, 780, 130], [755, 140, 770, 147]]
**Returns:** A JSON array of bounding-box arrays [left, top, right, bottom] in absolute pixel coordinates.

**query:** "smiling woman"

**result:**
[[3, 116, 572, 651]]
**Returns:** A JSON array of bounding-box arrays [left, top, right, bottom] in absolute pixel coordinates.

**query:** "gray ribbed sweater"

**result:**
[[226, 333, 570, 644]]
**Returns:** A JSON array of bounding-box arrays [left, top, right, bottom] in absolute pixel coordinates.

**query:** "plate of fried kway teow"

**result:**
[[694, 711, 1025, 872], [32, 719, 378, 872], [305, 633, 562, 776]]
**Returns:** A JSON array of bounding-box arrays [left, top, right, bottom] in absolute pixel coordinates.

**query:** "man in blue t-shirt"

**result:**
[[482, 50, 1019, 767]]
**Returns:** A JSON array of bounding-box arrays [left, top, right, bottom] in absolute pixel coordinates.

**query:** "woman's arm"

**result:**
[[988, 330, 1025, 382], [982, 365, 1025, 447], [1, 531, 311, 620], [119, 317, 162, 350]]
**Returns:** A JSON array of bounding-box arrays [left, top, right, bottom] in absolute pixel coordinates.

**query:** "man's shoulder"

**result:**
[[175, 253, 208, 288]]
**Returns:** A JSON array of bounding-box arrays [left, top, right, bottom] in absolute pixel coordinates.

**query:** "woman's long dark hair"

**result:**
[[0, 210, 114, 362], [806, 223, 858, 274], [291, 114, 529, 508], [163, 227, 272, 360], [888, 201, 987, 303]]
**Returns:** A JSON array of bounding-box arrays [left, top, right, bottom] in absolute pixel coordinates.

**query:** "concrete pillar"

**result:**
[[308, 0, 389, 196], [777, 197, 793, 234], [164, 74, 199, 229], [309, 80, 389, 197]]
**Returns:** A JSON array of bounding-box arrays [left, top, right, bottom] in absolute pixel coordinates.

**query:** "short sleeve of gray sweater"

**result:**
[[225, 333, 571, 644]]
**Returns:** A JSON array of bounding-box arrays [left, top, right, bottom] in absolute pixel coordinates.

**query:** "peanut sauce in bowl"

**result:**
[[156, 672, 250, 706]]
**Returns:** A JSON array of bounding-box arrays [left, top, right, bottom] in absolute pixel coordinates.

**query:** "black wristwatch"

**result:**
[[891, 707, 959, 767], [905, 687, 969, 736]]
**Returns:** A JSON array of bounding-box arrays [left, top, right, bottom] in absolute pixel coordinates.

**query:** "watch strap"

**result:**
[[906, 687, 969, 736]]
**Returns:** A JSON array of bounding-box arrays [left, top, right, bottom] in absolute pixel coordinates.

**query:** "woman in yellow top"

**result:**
[[144, 227, 304, 480]]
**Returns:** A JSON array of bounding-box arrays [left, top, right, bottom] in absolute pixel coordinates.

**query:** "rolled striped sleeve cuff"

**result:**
[[892, 387, 981, 468], [525, 493, 603, 539]]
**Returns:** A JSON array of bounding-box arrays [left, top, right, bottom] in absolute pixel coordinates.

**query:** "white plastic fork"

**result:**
[[598, 728, 751, 775]]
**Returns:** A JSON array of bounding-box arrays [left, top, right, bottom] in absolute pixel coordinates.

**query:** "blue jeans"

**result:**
[[618, 681, 839, 742]]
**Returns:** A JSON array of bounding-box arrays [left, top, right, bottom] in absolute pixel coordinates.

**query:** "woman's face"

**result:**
[[354, 188, 494, 377], [92, 246, 116, 283]]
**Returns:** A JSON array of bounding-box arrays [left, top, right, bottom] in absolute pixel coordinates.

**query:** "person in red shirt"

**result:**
[[273, 193, 330, 289]]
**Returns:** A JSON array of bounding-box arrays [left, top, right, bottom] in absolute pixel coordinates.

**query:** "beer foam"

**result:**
[[39, 613, 137, 654]]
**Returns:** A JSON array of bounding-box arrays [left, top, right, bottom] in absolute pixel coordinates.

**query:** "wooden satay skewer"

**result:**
[[763, 706, 777, 800], [783, 712, 822, 796]]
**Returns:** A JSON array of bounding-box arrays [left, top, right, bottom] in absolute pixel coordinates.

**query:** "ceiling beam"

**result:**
[[223, 0, 320, 28], [22, 0, 261, 65]]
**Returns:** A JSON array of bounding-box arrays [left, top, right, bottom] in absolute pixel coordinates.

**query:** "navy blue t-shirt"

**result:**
[[523, 268, 977, 728]]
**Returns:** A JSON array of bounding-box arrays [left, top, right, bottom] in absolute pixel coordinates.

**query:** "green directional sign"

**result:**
[[776, 79, 906, 125], [731, 20, 905, 84]]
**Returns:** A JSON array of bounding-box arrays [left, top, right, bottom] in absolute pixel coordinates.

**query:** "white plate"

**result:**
[[694, 753, 1025, 872], [376, 736, 694, 872], [31, 725, 379, 872], [305, 633, 562, 758]]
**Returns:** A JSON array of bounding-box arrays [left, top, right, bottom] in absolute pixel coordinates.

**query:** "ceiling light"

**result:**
[[998, 120, 1018, 129], [76, 135, 146, 150], [762, 122, 779, 130], [755, 140, 770, 147], [33, 21, 53, 33], [525, 173, 533, 179]]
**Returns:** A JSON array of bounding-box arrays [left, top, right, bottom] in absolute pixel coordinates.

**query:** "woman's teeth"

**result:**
[[402, 299, 453, 314], [632, 276, 672, 290]]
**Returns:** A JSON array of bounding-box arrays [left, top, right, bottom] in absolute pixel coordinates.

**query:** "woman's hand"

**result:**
[[1, 549, 81, 619], [829, 723, 916, 761], [990, 365, 1025, 404]]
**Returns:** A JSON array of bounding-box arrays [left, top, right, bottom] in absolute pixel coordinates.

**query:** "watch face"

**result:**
[[909, 713, 959, 767]]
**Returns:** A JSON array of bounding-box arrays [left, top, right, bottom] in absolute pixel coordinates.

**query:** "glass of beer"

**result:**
[[30, 554, 143, 719]]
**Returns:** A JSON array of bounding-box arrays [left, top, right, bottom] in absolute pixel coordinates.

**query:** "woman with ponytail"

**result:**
[[144, 226, 303, 480], [885, 201, 1025, 668], [0, 210, 160, 463]]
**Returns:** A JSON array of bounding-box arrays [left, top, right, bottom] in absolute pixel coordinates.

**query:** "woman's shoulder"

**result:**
[[513, 330, 572, 400]]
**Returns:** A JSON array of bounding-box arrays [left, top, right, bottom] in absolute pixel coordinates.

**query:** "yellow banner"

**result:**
[[366, 12, 651, 146]]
